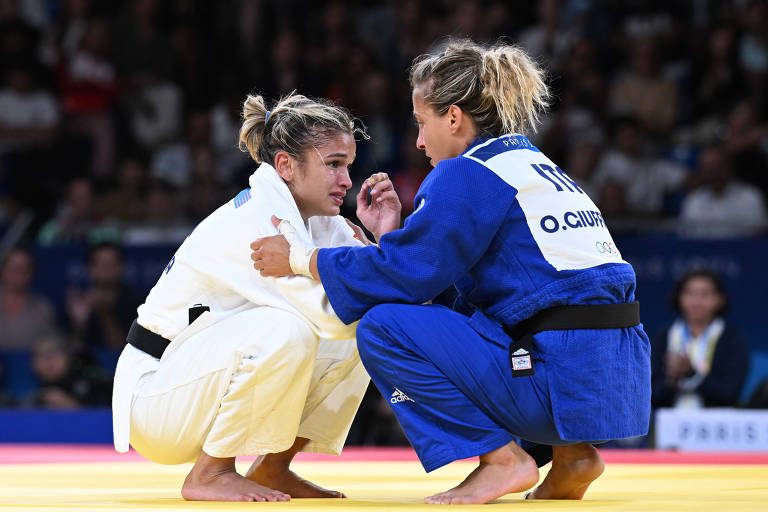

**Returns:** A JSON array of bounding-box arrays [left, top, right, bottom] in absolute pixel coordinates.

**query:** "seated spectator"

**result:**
[[148, 110, 213, 189], [37, 177, 120, 245], [0, 246, 59, 350], [122, 178, 192, 245], [67, 242, 141, 352], [679, 145, 768, 238], [0, 63, 58, 154], [22, 335, 111, 408], [608, 40, 678, 135], [591, 116, 687, 217], [95, 157, 147, 225], [184, 146, 232, 224], [58, 17, 119, 178], [0, 62, 60, 218], [651, 269, 750, 409], [724, 100, 768, 196]]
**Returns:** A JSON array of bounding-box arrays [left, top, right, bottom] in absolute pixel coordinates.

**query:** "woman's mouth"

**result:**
[[330, 193, 344, 205]]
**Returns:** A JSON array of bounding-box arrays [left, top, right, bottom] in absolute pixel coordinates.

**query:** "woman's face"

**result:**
[[287, 132, 355, 220], [679, 276, 724, 325], [412, 85, 472, 167], [1, 250, 33, 290]]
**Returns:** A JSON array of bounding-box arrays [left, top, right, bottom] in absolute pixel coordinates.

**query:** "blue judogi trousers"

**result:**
[[356, 303, 574, 472]]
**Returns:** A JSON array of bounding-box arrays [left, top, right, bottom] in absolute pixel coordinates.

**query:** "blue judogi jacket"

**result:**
[[318, 135, 651, 441]]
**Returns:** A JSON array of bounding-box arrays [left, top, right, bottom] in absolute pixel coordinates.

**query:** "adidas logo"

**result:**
[[390, 388, 415, 404]]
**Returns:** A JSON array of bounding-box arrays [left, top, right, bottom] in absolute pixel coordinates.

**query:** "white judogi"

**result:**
[[112, 163, 368, 464]]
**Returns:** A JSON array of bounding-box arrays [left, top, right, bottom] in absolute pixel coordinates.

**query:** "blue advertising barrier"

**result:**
[[0, 408, 112, 443], [29, 237, 768, 351]]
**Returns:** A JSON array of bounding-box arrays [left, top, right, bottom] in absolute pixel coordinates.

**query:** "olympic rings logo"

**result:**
[[595, 241, 620, 258]]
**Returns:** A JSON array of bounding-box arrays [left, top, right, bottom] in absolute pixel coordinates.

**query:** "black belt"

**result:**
[[503, 302, 640, 377], [127, 319, 171, 359], [127, 304, 210, 359]]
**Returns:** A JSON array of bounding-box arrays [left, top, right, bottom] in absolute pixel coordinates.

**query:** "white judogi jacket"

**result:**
[[113, 163, 363, 453], [138, 162, 362, 341]]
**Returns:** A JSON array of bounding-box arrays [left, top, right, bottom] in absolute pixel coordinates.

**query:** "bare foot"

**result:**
[[424, 441, 539, 505], [528, 443, 604, 500], [246, 458, 345, 498], [181, 452, 290, 502]]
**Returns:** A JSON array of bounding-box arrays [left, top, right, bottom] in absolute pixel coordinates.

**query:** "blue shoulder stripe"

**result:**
[[233, 188, 252, 208], [465, 135, 541, 162]]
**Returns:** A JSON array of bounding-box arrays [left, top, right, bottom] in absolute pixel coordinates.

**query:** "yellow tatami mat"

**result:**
[[1, 459, 767, 511]]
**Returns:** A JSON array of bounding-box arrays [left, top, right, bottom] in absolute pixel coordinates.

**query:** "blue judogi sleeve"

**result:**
[[317, 157, 517, 324]]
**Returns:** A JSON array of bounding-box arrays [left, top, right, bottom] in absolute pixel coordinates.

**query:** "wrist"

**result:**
[[289, 245, 317, 278]]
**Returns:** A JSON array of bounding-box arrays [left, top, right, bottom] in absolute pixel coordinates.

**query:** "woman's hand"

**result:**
[[345, 218, 374, 246], [356, 172, 401, 242], [250, 233, 294, 277], [665, 351, 693, 386], [251, 216, 318, 278]]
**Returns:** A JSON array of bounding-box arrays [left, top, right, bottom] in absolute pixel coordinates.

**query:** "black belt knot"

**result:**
[[503, 302, 640, 378]]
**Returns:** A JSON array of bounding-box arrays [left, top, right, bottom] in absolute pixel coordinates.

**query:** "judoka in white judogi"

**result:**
[[112, 162, 369, 464]]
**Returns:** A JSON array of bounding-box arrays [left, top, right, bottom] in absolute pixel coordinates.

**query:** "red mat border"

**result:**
[[1, 445, 768, 465]]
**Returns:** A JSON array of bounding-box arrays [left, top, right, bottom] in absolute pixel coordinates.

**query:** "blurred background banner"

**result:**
[[0, 0, 767, 447]]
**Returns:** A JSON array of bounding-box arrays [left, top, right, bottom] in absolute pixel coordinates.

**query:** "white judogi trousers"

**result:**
[[116, 306, 368, 465]]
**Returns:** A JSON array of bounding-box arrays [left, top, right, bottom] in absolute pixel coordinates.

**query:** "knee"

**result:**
[[284, 327, 318, 367], [356, 304, 405, 360], [358, 304, 401, 333]]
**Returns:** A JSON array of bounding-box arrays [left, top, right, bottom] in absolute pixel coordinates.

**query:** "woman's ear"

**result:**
[[447, 104, 464, 134], [274, 151, 294, 182]]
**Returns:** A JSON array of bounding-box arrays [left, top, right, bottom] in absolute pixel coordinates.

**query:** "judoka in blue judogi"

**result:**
[[251, 38, 652, 504]]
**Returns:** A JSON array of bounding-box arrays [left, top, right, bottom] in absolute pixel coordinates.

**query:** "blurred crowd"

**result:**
[[1, 0, 767, 443]]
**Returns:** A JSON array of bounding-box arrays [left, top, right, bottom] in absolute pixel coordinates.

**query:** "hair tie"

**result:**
[[264, 110, 271, 125]]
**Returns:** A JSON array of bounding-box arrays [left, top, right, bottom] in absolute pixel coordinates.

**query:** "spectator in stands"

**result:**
[[37, 177, 120, 245], [0, 62, 60, 218], [58, 17, 119, 178], [679, 145, 768, 238], [608, 40, 678, 136], [693, 25, 744, 120], [122, 178, 192, 245], [724, 100, 768, 196], [738, 0, 768, 103], [66, 242, 140, 353], [0, 0, 42, 76], [0, 63, 58, 154], [591, 116, 687, 217], [651, 269, 750, 408], [149, 110, 212, 188], [23, 334, 111, 408], [0, 246, 59, 350], [184, 146, 232, 224], [95, 157, 146, 225], [518, 0, 575, 73]]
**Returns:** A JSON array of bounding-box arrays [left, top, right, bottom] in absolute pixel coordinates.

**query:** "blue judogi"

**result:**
[[317, 135, 651, 471]]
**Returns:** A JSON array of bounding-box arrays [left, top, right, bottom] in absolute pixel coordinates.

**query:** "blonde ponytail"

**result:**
[[409, 38, 550, 136], [238, 91, 368, 165], [480, 46, 549, 136], [238, 94, 268, 162]]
